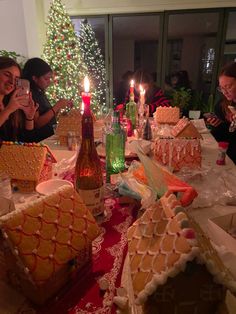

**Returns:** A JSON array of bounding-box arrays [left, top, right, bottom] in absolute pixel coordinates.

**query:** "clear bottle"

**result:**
[[106, 111, 126, 182], [126, 92, 137, 130], [75, 101, 104, 217]]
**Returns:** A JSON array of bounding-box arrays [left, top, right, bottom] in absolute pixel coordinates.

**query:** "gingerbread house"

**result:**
[[154, 117, 202, 171], [0, 185, 100, 305], [0, 141, 57, 193], [56, 109, 82, 146], [154, 106, 180, 124], [171, 116, 202, 139], [121, 193, 236, 314]]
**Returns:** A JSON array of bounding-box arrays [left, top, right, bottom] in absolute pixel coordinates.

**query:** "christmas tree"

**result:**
[[79, 19, 107, 114], [43, 0, 87, 109]]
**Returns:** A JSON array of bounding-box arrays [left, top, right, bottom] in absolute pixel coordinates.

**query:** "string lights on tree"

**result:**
[[79, 19, 107, 114], [43, 0, 87, 109]]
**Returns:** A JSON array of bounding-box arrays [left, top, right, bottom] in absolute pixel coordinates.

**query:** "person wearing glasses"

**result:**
[[206, 61, 236, 164]]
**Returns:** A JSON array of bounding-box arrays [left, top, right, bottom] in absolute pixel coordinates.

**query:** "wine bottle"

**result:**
[[75, 93, 104, 217], [126, 91, 137, 130], [106, 111, 125, 182]]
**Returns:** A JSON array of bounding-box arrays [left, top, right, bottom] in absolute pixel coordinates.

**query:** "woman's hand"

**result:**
[[21, 93, 39, 120], [5, 89, 30, 114], [54, 99, 73, 113]]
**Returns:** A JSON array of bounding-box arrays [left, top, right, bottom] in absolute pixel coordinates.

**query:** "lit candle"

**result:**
[[139, 85, 145, 106], [81, 101, 84, 115], [81, 76, 91, 114], [130, 79, 134, 94]]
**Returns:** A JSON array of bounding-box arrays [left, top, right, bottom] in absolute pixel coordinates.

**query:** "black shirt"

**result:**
[[32, 87, 56, 142]]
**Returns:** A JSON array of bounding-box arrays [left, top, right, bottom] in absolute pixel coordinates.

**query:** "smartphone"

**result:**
[[228, 105, 236, 115], [15, 78, 30, 96], [203, 112, 218, 120]]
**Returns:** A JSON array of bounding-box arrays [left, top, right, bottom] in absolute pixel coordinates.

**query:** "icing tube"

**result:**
[[168, 186, 198, 207]]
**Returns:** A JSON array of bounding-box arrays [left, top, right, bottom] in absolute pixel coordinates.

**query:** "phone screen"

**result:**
[[16, 78, 30, 96]]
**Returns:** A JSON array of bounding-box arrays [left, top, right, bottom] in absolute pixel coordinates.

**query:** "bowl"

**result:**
[[36, 179, 73, 195]]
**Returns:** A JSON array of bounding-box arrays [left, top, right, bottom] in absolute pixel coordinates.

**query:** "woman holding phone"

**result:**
[[0, 56, 38, 142], [207, 61, 236, 164], [23, 57, 72, 142]]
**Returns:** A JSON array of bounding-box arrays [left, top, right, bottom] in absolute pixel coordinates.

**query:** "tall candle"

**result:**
[[81, 101, 84, 115], [130, 79, 134, 94], [139, 85, 145, 106], [81, 76, 91, 114]]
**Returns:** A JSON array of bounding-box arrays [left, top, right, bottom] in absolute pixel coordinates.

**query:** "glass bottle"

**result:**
[[126, 92, 137, 130], [75, 100, 104, 217], [142, 117, 152, 140], [106, 110, 126, 182]]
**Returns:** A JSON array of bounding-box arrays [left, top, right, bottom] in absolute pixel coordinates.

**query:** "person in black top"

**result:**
[[0, 57, 38, 142], [23, 58, 72, 142], [206, 61, 236, 164]]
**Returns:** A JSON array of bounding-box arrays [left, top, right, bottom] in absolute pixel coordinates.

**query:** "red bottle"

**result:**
[[75, 94, 104, 217]]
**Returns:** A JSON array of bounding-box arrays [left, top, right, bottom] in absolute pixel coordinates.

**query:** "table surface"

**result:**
[[1, 130, 236, 314]]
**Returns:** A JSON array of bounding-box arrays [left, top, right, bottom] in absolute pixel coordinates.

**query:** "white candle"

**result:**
[[139, 85, 145, 106]]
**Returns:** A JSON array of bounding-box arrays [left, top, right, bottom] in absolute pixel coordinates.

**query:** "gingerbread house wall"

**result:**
[[143, 260, 226, 314], [4, 244, 92, 305]]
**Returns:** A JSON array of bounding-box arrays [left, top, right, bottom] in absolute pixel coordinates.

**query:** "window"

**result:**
[[112, 14, 161, 103]]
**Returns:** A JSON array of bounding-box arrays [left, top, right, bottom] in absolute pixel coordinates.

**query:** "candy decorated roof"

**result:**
[[1, 186, 100, 285], [127, 192, 236, 305], [0, 141, 56, 182]]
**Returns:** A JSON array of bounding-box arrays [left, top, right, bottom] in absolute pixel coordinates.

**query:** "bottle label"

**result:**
[[78, 186, 104, 216]]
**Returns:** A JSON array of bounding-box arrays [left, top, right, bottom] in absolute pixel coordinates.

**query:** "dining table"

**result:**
[[0, 123, 236, 314]]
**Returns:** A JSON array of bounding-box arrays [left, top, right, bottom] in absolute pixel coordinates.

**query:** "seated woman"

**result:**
[[22, 58, 72, 142], [0, 57, 38, 142], [206, 61, 236, 164], [126, 69, 170, 116]]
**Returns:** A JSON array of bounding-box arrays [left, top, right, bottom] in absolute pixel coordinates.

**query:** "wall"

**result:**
[[0, 0, 45, 58], [0, 0, 28, 56], [57, 0, 236, 15]]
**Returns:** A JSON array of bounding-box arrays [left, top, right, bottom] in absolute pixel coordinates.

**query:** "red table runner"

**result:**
[[36, 196, 137, 314]]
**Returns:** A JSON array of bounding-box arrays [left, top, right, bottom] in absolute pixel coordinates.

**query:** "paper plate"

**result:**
[[36, 179, 73, 195]]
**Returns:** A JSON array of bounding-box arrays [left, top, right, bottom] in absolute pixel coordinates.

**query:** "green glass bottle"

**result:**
[[126, 92, 137, 130], [106, 111, 125, 182]]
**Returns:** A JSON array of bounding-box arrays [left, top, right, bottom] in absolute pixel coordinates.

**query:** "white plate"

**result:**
[[36, 179, 73, 195]]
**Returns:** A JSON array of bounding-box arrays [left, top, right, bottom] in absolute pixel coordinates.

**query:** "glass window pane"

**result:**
[[165, 12, 220, 97], [112, 15, 160, 104], [223, 11, 236, 64], [72, 17, 105, 56]]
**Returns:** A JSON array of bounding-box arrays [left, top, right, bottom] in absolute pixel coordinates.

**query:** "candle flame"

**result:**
[[130, 79, 134, 87], [84, 76, 90, 93]]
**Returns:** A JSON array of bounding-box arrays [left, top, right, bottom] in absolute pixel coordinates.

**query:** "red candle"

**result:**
[[81, 76, 91, 114], [130, 79, 134, 94]]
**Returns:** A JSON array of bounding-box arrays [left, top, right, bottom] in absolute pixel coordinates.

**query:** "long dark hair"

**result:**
[[220, 61, 236, 78], [22, 57, 52, 90], [0, 56, 23, 140]]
